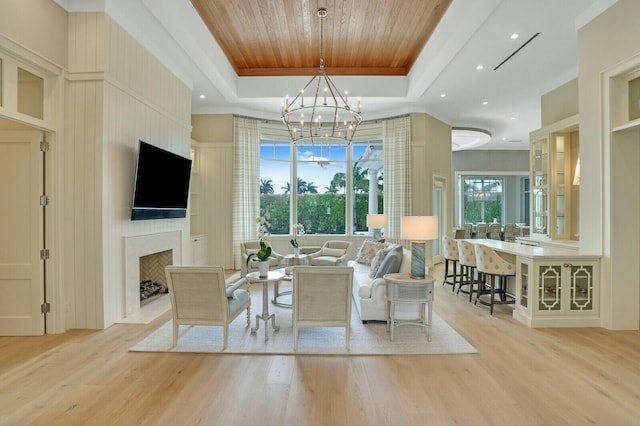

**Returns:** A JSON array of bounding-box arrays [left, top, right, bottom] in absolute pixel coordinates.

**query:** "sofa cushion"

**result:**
[[322, 247, 346, 257], [374, 245, 403, 278], [369, 244, 401, 277], [355, 240, 387, 265]]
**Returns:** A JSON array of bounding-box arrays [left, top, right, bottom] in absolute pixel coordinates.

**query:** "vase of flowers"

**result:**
[[290, 223, 304, 256], [246, 212, 272, 277]]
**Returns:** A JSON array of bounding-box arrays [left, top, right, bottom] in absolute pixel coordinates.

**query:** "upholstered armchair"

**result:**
[[164, 266, 251, 350], [240, 241, 284, 277], [307, 240, 352, 266]]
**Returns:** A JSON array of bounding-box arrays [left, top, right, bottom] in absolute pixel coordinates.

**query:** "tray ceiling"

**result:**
[[190, 0, 451, 77]]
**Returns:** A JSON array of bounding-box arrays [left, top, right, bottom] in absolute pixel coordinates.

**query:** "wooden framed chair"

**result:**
[[503, 223, 517, 242], [489, 223, 503, 240], [476, 223, 488, 239], [464, 223, 473, 239], [165, 266, 251, 350], [292, 266, 354, 351]]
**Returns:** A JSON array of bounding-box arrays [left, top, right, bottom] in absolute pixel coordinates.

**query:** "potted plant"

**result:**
[[246, 212, 272, 277], [290, 223, 304, 255]]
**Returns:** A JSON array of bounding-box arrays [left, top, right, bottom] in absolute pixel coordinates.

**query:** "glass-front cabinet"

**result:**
[[515, 256, 600, 327], [531, 139, 548, 236], [529, 115, 579, 241]]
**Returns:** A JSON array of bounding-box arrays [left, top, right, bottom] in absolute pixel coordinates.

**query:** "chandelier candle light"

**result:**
[[281, 8, 362, 145], [401, 216, 439, 279]]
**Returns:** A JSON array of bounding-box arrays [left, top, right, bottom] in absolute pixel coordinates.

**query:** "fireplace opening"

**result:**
[[139, 249, 172, 306]]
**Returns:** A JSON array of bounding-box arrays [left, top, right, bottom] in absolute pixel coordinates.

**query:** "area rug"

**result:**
[[130, 284, 478, 355]]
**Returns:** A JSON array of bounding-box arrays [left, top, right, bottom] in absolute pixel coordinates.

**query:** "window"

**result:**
[[17, 67, 44, 119], [456, 173, 530, 226], [461, 177, 503, 224], [259, 137, 383, 236]]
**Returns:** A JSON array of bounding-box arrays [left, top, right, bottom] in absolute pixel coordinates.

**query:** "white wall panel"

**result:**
[[65, 13, 191, 329]]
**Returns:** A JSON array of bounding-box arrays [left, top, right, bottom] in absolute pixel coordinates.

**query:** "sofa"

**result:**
[[349, 240, 426, 322]]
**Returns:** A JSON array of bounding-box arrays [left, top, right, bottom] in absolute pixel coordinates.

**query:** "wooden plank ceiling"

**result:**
[[190, 0, 452, 77]]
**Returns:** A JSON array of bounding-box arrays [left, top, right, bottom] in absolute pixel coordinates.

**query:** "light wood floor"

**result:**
[[1, 263, 639, 425]]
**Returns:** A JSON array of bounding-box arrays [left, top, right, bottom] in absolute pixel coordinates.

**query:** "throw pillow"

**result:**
[[374, 245, 403, 278], [369, 244, 400, 277], [355, 240, 387, 265], [322, 247, 346, 257]]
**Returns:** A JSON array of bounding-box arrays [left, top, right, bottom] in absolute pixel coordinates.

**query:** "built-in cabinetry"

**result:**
[[610, 68, 640, 132], [603, 58, 640, 331], [189, 142, 207, 264], [529, 114, 579, 241], [515, 257, 599, 327], [472, 240, 600, 328]]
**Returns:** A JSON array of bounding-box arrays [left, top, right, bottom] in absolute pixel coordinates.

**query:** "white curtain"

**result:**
[[383, 116, 412, 244], [232, 116, 261, 269]]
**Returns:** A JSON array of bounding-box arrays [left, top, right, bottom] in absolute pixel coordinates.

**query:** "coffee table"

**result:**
[[246, 270, 284, 340]]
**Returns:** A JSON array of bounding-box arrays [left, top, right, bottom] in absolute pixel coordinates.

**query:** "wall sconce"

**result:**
[[366, 214, 387, 240], [401, 216, 439, 279]]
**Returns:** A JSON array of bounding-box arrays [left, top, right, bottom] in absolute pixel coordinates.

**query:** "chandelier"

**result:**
[[281, 8, 362, 145]]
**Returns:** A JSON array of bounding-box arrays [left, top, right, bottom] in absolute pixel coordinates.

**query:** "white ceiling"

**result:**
[[55, 0, 615, 150]]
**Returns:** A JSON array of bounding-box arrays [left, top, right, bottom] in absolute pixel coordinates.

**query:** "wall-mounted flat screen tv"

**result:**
[[131, 140, 192, 220]]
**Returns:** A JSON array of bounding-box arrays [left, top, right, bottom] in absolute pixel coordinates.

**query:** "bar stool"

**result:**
[[442, 235, 460, 292], [456, 240, 478, 302], [473, 244, 516, 315]]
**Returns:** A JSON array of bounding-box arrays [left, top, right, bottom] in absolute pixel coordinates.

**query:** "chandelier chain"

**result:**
[[280, 7, 362, 145]]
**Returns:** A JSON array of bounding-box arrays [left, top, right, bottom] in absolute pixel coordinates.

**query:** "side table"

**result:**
[[273, 254, 309, 308], [384, 273, 435, 342], [246, 270, 284, 340]]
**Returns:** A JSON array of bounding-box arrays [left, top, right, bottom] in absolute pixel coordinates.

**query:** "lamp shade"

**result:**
[[401, 216, 439, 241], [366, 214, 387, 228]]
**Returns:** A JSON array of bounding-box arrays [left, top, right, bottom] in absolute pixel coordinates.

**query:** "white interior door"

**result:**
[[432, 176, 447, 265], [0, 130, 44, 335]]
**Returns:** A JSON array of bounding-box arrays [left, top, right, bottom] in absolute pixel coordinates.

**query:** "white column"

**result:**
[[368, 168, 380, 216]]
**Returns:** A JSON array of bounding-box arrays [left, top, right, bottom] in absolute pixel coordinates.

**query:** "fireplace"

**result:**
[[124, 231, 182, 319], [139, 249, 172, 305]]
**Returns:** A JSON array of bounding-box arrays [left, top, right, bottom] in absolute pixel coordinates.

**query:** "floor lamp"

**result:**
[[366, 214, 387, 240], [401, 216, 439, 279]]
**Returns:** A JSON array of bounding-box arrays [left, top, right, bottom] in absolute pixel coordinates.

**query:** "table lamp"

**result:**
[[401, 216, 439, 279], [366, 214, 387, 240]]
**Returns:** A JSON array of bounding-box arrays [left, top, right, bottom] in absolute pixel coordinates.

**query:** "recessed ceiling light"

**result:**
[[502, 137, 507, 141], [510, 116, 516, 120], [476, 64, 484, 70], [482, 101, 489, 105], [510, 33, 519, 40], [440, 93, 446, 98], [199, 94, 205, 99]]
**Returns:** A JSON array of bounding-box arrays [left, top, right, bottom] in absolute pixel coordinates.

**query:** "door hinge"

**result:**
[[40, 141, 50, 152], [40, 195, 49, 206], [41, 302, 51, 314], [40, 249, 50, 260]]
